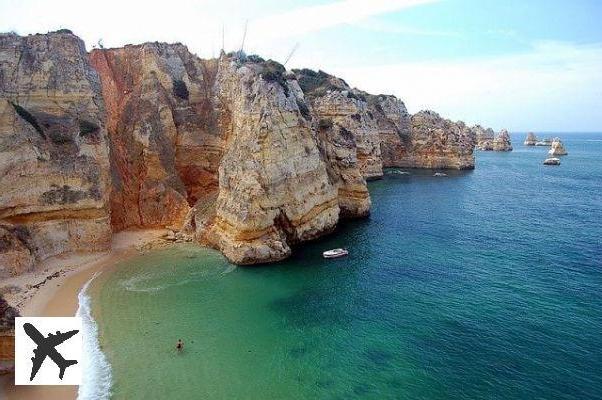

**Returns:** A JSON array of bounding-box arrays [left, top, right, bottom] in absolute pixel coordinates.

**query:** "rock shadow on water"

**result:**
[[288, 345, 308, 359], [315, 378, 335, 389], [269, 288, 353, 328], [352, 382, 378, 397], [363, 348, 395, 367]]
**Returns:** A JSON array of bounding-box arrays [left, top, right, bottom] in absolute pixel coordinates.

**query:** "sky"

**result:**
[[1, 0, 601, 132]]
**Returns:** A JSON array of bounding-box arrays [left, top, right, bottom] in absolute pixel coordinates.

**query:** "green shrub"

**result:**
[[79, 119, 99, 136], [246, 54, 265, 63], [11, 102, 45, 138], [261, 60, 289, 96], [347, 91, 366, 102], [318, 118, 333, 130], [293, 68, 351, 98], [339, 126, 354, 140], [172, 79, 189, 100], [296, 99, 311, 120], [294, 69, 330, 95]]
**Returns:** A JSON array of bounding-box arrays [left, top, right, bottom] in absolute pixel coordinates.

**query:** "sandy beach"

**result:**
[[0, 229, 172, 400]]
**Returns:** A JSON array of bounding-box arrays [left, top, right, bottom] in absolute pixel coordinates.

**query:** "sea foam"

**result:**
[[76, 273, 112, 400]]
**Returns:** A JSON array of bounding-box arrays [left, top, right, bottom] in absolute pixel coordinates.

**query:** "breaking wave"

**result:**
[[76, 273, 112, 400]]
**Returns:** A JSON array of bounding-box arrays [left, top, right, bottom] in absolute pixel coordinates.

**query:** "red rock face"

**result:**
[[89, 45, 225, 231]]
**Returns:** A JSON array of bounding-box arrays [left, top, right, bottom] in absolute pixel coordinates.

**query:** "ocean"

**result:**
[[84, 133, 602, 399]]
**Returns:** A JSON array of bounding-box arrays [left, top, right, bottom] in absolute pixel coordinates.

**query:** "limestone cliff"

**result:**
[[475, 126, 512, 152], [295, 69, 383, 180], [1, 32, 491, 269], [0, 31, 111, 277], [295, 69, 475, 171], [400, 111, 475, 169], [195, 57, 340, 264], [367, 94, 411, 168], [89, 44, 224, 231]]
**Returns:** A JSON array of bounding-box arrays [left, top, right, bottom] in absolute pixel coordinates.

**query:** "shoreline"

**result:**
[[0, 229, 172, 400]]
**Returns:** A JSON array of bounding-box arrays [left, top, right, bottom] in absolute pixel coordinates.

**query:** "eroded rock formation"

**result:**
[[492, 129, 513, 151], [0, 31, 111, 278], [295, 69, 475, 170], [295, 69, 384, 179], [88, 43, 224, 231], [549, 138, 568, 156], [524, 132, 537, 146], [1, 32, 486, 269], [475, 127, 512, 152], [403, 111, 475, 169], [196, 58, 340, 264], [474, 125, 496, 150]]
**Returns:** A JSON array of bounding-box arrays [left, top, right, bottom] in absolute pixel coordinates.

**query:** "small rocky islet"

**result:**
[[473, 126, 513, 151], [523, 132, 568, 164], [548, 138, 568, 156], [1, 30, 520, 274]]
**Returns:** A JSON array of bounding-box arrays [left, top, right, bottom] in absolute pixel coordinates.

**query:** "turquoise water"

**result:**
[[93, 133, 602, 399]]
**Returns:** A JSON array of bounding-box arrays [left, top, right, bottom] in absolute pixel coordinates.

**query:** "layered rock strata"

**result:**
[[195, 58, 340, 264], [0, 31, 111, 277], [295, 69, 384, 179], [88, 44, 225, 231], [402, 111, 475, 169], [1, 32, 486, 268], [295, 69, 475, 170]]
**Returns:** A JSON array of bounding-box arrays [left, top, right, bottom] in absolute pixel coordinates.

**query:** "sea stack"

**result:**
[[492, 129, 513, 151], [524, 132, 537, 145], [548, 138, 568, 156]]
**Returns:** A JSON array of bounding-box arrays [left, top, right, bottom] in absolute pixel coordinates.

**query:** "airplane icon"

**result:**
[[23, 322, 79, 381]]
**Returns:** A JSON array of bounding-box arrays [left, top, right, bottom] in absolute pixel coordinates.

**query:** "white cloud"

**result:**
[[0, 0, 438, 59], [328, 41, 602, 131], [2, 1, 599, 131], [354, 18, 460, 37], [247, 0, 438, 42]]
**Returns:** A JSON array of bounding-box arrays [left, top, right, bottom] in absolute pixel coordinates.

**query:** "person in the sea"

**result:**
[[176, 339, 184, 351]]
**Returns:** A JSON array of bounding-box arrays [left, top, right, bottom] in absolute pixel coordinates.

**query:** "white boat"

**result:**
[[322, 248, 348, 258], [433, 172, 447, 177]]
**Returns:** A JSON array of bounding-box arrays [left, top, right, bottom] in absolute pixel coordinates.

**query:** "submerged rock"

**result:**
[[543, 157, 561, 165]]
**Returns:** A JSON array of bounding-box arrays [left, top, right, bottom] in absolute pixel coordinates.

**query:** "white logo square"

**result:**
[[14, 317, 82, 385]]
